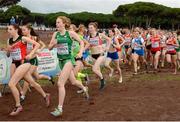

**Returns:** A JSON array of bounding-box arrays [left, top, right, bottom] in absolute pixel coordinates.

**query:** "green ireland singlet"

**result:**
[[55, 31, 75, 69]]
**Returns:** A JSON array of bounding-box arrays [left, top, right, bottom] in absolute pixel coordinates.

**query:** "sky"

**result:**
[[18, 0, 180, 14]]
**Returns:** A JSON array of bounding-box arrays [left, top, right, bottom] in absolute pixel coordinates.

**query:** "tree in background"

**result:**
[[0, 0, 21, 8], [0, 2, 179, 30]]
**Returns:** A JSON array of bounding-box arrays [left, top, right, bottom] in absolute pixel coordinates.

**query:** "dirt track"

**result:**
[[0, 71, 180, 121]]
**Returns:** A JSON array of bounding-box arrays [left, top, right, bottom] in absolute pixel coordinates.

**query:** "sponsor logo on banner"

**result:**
[[0, 51, 12, 84], [37, 48, 60, 76]]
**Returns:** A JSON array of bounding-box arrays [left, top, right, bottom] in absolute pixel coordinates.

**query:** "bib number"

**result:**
[[27, 43, 33, 51], [152, 42, 159, 48], [89, 39, 99, 46], [10, 48, 22, 60], [167, 45, 175, 51], [57, 43, 69, 55]]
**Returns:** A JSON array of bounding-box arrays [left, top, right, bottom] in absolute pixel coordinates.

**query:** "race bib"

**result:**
[[89, 39, 99, 46], [57, 43, 69, 55], [134, 43, 141, 50], [27, 43, 33, 51], [152, 41, 159, 48], [167, 45, 175, 51], [10, 48, 22, 60], [125, 38, 131, 43]]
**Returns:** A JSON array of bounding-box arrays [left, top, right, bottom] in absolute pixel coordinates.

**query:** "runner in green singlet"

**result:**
[[48, 16, 89, 117]]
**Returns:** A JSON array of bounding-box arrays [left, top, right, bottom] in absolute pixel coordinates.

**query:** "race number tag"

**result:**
[[10, 48, 22, 60], [167, 45, 175, 51], [57, 43, 69, 55], [152, 41, 159, 48], [89, 37, 99, 46], [125, 38, 131, 44], [27, 43, 33, 51]]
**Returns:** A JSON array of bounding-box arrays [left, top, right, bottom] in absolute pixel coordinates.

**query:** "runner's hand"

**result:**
[[7, 45, 12, 51], [76, 52, 82, 58], [25, 54, 33, 60]]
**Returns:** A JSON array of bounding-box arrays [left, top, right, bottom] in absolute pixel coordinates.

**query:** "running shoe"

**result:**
[[83, 86, 89, 100], [20, 96, 25, 103], [118, 76, 123, 83], [109, 69, 114, 77], [99, 78, 106, 90], [49, 76, 55, 85], [77, 89, 84, 94], [133, 72, 138, 75], [50, 107, 63, 117], [45, 93, 50, 107], [9, 105, 23, 116], [84, 74, 90, 85]]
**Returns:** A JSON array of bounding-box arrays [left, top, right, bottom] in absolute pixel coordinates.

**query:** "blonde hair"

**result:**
[[78, 24, 86, 33], [70, 24, 78, 32], [57, 16, 71, 29]]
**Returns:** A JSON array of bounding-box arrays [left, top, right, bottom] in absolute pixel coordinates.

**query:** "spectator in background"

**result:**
[[10, 16, 16, 25], [15, 15, 21, 25]]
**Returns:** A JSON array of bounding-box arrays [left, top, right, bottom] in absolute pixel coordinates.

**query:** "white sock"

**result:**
[[21, 95, 25, 99], [58, 105, 63, 111]]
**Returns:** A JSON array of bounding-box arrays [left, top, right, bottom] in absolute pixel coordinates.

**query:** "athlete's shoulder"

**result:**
[[53, 31, 59, 35], [68, 30, 75, 35]]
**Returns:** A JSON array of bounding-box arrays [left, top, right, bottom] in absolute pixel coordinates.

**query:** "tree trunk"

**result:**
[[148, 18, 152, 27], [146, 16, 149, 28]]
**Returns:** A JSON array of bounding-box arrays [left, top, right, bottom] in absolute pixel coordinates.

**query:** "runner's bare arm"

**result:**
[[48, 32, 57, 50], [113, 37, 121, 49], [83, 39, 90, 51], [22, 36, 40, 59], [100, 33, 111, 51], [174, 39, 179, 47], [119, 36, 126, 47], [39, 40, 46, 51], [69, 31, 84, 58]]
